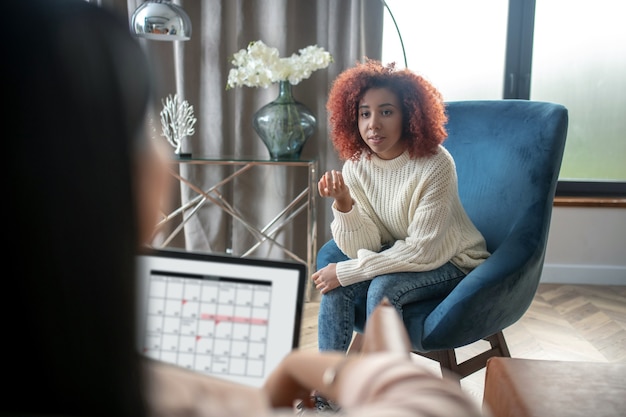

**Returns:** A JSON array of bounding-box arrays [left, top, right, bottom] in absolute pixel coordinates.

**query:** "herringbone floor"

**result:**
[[298, 284, 626, 404]]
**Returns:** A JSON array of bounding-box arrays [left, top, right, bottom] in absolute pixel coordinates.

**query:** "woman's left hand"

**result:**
[[311, 264, 340, 294]]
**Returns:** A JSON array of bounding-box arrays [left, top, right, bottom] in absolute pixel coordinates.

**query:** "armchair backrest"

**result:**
[[412, 100, 568, 350], [444, 100, 568, 253]]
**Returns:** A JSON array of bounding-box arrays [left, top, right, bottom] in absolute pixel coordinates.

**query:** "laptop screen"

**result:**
[[136, 248, 306, 387]]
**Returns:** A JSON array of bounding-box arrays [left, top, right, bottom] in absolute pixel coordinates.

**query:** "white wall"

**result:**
[[542, 206, 626, 285]]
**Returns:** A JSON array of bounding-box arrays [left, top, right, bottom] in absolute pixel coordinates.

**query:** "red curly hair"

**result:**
[[326, 59, 448, 161]]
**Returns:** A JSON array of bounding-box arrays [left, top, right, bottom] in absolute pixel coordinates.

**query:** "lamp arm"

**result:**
[[380, 0, 408, 68]]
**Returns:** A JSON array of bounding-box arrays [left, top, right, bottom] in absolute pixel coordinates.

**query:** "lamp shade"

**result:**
[[131, 0, 191, 41]]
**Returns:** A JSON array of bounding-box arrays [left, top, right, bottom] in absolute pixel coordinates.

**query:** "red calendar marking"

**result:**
[[200, 313, 268, 326]]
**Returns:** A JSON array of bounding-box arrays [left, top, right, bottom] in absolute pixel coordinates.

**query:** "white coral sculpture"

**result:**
[[160, 94, 197, 154]]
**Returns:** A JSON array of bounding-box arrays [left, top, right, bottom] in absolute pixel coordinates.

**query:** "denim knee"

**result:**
[[317, 239, 349, 269], [365, 263, 466, 315]]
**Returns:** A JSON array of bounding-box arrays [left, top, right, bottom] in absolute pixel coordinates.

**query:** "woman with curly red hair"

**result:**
[[312, 59, 490, 353]]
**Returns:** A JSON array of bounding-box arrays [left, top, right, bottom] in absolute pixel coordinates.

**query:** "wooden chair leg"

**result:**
[[486, 331, 511, 357], [413, 331, 511, 380], [415, 349, 462, 382]]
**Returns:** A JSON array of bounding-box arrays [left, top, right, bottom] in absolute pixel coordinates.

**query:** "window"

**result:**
[[531, 0, 626, 194], [382, 0, 509, 101], [382, 0, 626, 197]]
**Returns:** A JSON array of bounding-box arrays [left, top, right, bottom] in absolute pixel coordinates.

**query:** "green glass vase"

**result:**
[[252, 80, 316, 160]]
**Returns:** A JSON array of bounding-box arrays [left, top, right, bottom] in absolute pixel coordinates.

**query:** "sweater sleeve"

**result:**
[[329, 159, 386, 256], [330, 202, 383, 255]]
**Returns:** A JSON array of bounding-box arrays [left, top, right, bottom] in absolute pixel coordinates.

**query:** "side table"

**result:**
[[483, 357, 626, 417], [152, 156, 318, 300]]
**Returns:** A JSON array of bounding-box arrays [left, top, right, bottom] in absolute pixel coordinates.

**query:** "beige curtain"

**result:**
[[107, 0, 383, 272]]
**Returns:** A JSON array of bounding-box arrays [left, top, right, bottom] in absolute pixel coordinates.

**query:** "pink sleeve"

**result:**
[[337, 353, 485, 417]]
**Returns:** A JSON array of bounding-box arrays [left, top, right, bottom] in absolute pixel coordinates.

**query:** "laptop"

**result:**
[[136, 248, 306, 387]]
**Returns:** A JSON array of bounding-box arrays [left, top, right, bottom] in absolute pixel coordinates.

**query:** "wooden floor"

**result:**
[[298, 283, 626, 404]]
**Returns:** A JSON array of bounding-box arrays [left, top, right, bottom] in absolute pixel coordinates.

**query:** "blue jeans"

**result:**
[[317, 239, 466, 352]]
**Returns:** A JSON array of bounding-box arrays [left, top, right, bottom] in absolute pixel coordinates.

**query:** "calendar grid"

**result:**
[[143, 271, 272, 378]]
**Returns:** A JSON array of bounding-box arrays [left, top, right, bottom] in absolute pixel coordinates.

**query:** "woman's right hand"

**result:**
[[311, 263, 341, 294], [318, 170, 352, 212]]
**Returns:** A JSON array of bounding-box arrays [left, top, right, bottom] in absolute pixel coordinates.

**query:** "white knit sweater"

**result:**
[[331, 146, 490, 286]]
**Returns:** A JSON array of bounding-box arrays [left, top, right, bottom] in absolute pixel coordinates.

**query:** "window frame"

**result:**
[[504, 0, 624, 198]]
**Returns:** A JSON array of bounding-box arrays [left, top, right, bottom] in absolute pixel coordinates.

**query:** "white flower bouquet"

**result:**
[[226, 40, 333, 89]]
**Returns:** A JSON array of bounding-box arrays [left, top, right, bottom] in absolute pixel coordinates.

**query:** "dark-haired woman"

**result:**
[[4, 1, 484, 414]]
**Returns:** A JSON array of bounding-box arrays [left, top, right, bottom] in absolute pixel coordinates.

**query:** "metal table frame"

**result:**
[[153, 156, 318, 298]]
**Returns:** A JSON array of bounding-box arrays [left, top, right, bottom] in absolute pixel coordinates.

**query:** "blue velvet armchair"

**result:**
[[322, 100, 569, 379]]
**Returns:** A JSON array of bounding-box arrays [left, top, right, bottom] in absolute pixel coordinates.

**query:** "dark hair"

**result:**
[[326, 59, 448, 160], [4, 0, 152, 415]]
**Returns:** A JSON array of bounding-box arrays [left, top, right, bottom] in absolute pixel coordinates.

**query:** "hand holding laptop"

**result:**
[[261, 298, 484, 417], [261, 298, 413, 410]]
